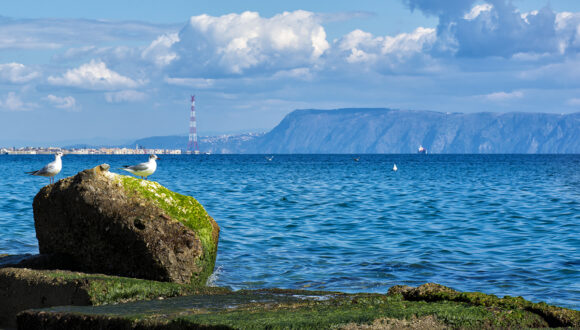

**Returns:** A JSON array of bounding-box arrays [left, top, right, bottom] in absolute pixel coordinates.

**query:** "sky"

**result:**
[[1, 0, 580, 145]]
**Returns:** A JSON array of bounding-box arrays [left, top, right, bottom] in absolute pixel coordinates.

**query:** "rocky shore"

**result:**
[[1, 165, 578, 329]]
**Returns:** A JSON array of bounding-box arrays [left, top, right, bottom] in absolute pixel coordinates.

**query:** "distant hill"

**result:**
[[131, 135, 187, 150], [246, 108, 580, 153], [132, 133, 264, 153]]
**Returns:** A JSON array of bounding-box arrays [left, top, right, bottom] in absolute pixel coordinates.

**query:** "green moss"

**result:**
[[118, 175, 219, 285], [29, 291, 550, 329], [39, 269, 230, 306], [394, 283, 580, 328]]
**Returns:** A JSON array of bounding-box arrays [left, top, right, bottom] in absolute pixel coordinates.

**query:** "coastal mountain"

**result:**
[[88, 108, 579, 154], [246, 108, 580, 154]]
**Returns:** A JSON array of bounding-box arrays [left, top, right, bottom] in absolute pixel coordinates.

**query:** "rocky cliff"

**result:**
[[247, 108, 580, 153]]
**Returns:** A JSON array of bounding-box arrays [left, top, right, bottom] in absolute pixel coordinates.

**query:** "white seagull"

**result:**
[[27, 152, 64, 184], [121, 154, 159, 180]]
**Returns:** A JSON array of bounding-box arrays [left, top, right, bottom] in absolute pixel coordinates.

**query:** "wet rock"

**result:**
[[0, 267, 91, 329], [403, 283, 458, 301], [33, 164, 219, 285], [386, 284, 414, 296]]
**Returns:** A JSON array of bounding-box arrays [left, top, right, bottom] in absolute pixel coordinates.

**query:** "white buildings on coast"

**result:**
[[1, 146, 182, 155]]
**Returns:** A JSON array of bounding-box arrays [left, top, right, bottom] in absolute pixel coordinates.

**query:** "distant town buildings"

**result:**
[[1, 146, 182, 155]]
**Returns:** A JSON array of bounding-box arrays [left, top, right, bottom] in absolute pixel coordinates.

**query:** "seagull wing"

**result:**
[[124, 162, 150, 171], [28, 160, 58, 176]]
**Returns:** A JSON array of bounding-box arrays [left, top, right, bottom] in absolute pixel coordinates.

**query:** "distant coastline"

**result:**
[[1, 146, 182, 155], [3, 108, 580, 154]]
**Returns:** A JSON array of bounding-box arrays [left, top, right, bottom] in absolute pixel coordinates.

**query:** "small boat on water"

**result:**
[[393, 164, 398, 172], [418, 145, 427, 154]]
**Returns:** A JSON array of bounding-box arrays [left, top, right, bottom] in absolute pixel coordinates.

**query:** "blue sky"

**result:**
[[1, 0, 580, 145]]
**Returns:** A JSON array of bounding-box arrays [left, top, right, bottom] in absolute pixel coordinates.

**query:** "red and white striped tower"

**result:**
[[187, 95, 199, 154]]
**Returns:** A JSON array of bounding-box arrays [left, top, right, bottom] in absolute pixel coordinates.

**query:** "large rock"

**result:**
[[32, 164, 219, 285]]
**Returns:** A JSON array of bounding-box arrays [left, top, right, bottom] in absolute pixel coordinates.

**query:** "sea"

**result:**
[[0, 154, 578, 310]]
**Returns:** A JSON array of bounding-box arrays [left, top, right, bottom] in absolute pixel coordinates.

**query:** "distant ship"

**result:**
[[418, 145, 427, 154]]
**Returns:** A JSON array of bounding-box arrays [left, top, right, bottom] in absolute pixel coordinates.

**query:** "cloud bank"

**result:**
[[2, 3, 580, 142], [47, 60, 144, 90], [167, 10, 329, 77], [0, 63, 40, 84]]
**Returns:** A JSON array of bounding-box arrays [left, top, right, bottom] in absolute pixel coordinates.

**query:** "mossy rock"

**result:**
[[0, 266, 229, 328], [2, 269, 576, 329], [17, 285, 578, 329], [387, 282, 580, 328], [33, 164, 220, 285]]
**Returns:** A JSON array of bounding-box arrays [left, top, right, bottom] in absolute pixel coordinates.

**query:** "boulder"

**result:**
[[32, 164, 219, 285]]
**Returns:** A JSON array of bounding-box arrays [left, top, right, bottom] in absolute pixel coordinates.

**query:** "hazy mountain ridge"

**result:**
[[131, 133, 264, 153], [246, 108, 580, 153]]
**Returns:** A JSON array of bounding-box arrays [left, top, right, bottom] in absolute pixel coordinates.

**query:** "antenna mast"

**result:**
[[187, 95, 199, 154]]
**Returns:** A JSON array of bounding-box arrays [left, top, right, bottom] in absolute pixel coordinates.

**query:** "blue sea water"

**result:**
[[0, 154, 578, 309]]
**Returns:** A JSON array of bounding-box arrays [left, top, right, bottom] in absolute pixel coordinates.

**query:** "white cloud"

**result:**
[[168, 10, 330, 77], [567, 98, 580, 106], [45, 94, 78, 110], [105, 90, 148, 103], [464, 4, 493, 20], [333, 27, 437, 73], [337, 27, 436, 62], [555, 11, 580, 53], [0, 63, 40, 84], [141, 33, 179, 67], [0, 92, 36, 111], [337, 30, 382, 64], [382, 27, 436, 55], [483, 90, 524, 102], [48, 60, 144, 90], [409, 1, 580, 58]]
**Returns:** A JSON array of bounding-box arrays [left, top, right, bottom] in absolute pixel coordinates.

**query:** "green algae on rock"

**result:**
[[0, 267, 230, 329], [33, 164, 219, 285], [387, 283, 580, 328], [119, 175, 220, 285], [17, 285, 579, 329], [3, 266, 577, 330]]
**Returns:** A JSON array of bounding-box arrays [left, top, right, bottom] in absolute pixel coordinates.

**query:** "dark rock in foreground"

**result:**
[[15, 278, 580, 329], [32, 164, 219, 285], [1, 265, 578, 329], [0, 266, 228, 329]]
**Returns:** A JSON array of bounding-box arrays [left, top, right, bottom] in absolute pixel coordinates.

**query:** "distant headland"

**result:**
[[3, 108, 580, 154]]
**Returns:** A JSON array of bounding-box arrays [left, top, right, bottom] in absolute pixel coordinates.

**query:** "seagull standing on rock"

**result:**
[[27, 152, 63, 184], [121, 154, 159, 180]]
